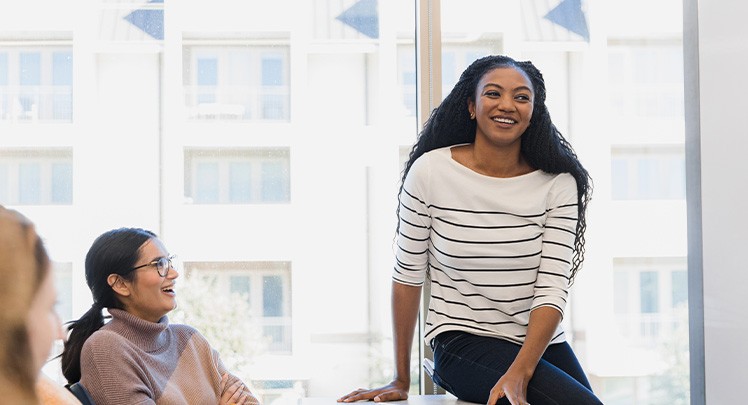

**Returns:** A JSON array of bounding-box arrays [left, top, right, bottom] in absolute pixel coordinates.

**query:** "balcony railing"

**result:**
[[184, 85, 289, 122], [0, 85, 73, 123], [261, 316, 292, 353], [615, 313, 686, 348]]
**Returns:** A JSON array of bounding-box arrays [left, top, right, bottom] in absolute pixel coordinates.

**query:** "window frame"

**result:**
[[183, 147, 291, 205]]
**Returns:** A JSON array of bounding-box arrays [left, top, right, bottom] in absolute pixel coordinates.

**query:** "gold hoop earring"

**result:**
[[470, 112, 475, 119]]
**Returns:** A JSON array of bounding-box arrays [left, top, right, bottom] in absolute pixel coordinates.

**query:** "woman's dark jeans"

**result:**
[[430, 331, 603, 405]]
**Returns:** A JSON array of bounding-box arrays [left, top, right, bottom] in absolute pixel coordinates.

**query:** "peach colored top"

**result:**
[[36, 374, 81, 405]]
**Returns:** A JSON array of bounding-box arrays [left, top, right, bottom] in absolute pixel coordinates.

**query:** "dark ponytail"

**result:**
[[60, 227, 156, 384], [61, 304, 105, 383]]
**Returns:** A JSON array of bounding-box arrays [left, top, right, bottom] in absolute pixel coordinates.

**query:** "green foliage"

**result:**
[[650, 304, 690, 405], [170, 271, 270, 376]]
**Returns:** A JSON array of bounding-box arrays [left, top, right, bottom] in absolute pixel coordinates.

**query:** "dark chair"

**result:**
[[423, 357, 446, 395], [66, 382, 95, 405]]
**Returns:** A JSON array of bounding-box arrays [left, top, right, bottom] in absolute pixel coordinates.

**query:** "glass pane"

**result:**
[[52, 51, 73, 85], [51, 162, 73, 204], [439, 1, 688, 403], [611, 148, 686, 200], [195, 162, 219, 203], [228, 52, 252, 85], [181, 262, 291, 356], [261, 161, 289, 202], [671, 270, 687, 308], [0, 46, 72, 122], [19, 52, 41, 85], [7, 1, 688, 404], [613, 269, 629, 315], [398, 48, 416, 116], [196, 58, 217, 104], [229, 275, 251, 302], [197, 58, 218, 86], [0, 163, 7, 202], [186, 46, 289, 122], [18, 162, 41, 204], [262, 57, 283, 86], [640, 271, 659, 314], [53, 263, 73, 321], [262, 275, 283, 317], [261, 94, 285, 120], [229, 161, 252, 203], [6, 1, 415, 401], [441, 52, 455, 93], [610, 158, 629, 200], [226, 51, 253, 119], [0, 52, 7, 85]]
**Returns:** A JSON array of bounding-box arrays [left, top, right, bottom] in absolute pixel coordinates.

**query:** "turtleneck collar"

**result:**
[[105, 308, 172, 353]]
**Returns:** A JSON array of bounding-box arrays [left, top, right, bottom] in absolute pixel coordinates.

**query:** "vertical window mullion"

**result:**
[[416, 0, 441, 395]]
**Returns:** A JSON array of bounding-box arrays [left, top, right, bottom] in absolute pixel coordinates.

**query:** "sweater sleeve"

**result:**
[[80, 331, 156, 405], [531, 173, 578, 317], [205, 334, 261, 405], [392, 155, 432, 287]]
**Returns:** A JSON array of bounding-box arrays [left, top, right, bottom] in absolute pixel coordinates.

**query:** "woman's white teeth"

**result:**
[[493, 118, 515, 124]]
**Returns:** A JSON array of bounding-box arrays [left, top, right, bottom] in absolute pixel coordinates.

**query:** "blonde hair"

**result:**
[[0, 205, 48, 404]]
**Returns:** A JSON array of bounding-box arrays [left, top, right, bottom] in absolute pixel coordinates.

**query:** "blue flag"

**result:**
[[336, 0, 379, 39], [544, 0, 590, 42]]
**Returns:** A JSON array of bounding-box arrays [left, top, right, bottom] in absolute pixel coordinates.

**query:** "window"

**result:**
[[183, 44, 290, 121], [253, 380, 306, 405], [613, 257, 687, 346], [441, 45, 499, 96], [608, 43, 684, 122], [183, 261, 292, 354], [0, 45, 72, 122], [53, 262, 73, 322], [397, 43, 499, 118], [611, 146, 686, 200], [42, 261, 73, 384], [184, 148, 290, 204], [14, 1, 689, 403], [611, 257, 689, 404], [0, 149, 73, 205], [397, 47, 417, 117]]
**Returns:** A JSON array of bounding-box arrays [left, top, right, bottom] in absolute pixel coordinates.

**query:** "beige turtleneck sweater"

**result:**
[[79, 309, 259, 405]]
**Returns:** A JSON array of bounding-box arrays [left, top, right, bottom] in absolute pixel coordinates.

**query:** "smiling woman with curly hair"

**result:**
[[340, 55, 601, 405]]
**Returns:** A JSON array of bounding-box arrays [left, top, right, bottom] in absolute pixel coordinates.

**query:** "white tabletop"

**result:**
[[299, 394, 473, 405]]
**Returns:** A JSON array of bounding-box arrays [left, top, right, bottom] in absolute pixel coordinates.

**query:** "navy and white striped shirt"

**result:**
[[393, 146, 578, 345]]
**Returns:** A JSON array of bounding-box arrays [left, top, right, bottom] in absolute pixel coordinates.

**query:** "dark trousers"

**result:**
[[430, 331, 604, 405]]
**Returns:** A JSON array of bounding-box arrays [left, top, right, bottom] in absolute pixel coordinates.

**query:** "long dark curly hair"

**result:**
[[399, 54, 593, 283]]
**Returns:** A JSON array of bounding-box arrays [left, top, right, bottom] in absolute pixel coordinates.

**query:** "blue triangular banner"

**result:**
[[124, 3, 164, 40], [336, 0, 379, 39], [544, 0, 589, 42]]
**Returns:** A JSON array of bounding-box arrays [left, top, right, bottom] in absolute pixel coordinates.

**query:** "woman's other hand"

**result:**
[[337, 380, 410, 403], [487, 368, 531, 405], [219, 373, 259, 405]]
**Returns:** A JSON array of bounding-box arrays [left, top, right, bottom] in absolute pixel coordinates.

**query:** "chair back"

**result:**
[[66, 382, 95, 405]]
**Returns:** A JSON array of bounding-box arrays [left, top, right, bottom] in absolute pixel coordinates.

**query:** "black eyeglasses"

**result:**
[[130, 255, 176, 277]]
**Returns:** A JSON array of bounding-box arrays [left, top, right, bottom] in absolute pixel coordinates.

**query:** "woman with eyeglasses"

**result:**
[[60, 227, 259, 405]]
